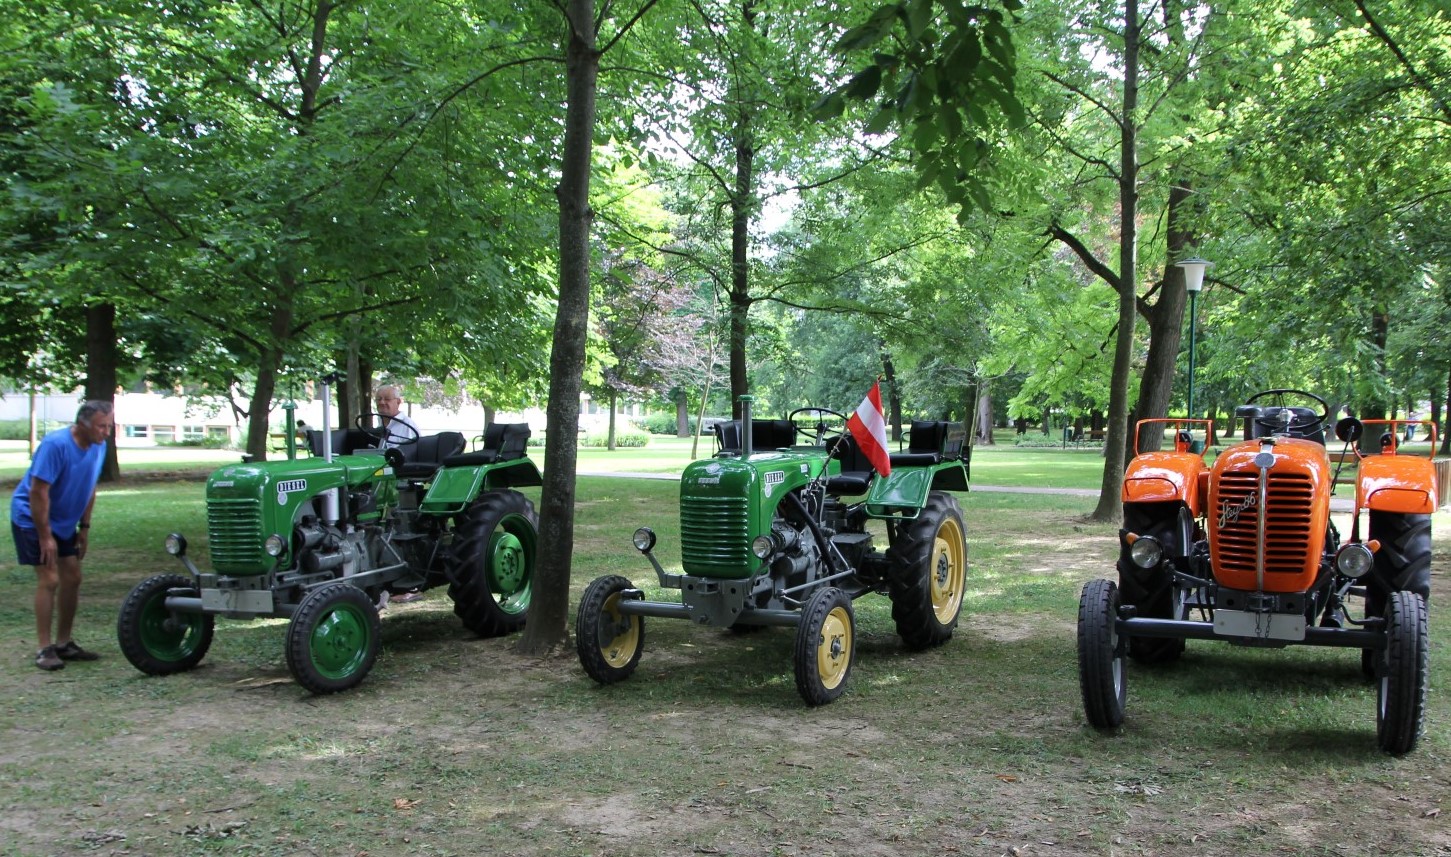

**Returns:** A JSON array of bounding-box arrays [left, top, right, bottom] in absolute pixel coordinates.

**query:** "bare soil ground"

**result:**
[[1, 496, 1448, 856]]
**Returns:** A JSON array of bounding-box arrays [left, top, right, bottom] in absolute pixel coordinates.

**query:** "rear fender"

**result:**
[[1358, 455, 1439, 514], [419, 458, 542, 515], [1122, 452, 1207, 517], [864, 460, 968, 519]]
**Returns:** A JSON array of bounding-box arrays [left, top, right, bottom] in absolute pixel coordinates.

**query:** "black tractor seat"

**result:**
[[443, 422, 532, 467], [888, 420, 965, 468], [397, 431, 466, 480]]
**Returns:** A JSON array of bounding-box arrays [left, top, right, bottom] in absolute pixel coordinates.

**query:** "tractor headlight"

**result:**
[[751, 534, 775, 560], [632, 527, 657, 553], [264, 533, 287, 557], [1128, 536, 1163, 569], [1335, 543, 1374, 578], [164, 533, 187, 557]]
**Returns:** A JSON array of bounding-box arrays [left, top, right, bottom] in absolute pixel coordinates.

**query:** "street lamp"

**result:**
[[1176, 257, 1212, 421]]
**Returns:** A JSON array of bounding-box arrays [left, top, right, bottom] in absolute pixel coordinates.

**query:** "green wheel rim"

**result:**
[[309, 603, 373, 680], [139, 590, 206, 661], [486, 513, 534, 615]]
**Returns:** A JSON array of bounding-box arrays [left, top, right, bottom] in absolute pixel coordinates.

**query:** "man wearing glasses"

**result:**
[[373, 385, 420, 449]]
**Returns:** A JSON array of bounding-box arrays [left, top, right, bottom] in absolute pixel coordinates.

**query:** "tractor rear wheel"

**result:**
[[1121, 503, 1191, 664], [887, 492, 967, 650], [448, 490, 537, 637], [286, 582, 381, 694], [117, 573, 214, 675], [576, 575, 645, 684], [794, 587, 855, 706], [1376, 590, 1428, 755], [1363, 511, 1432, 678], [1078, 578, 1126, 729]]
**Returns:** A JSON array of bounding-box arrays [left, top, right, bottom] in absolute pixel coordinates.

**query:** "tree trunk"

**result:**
[[607, 390, 618, 451], [521, 0, 599, 655], [1130, 181, 1194, 453], [1441, 364, 1451, 456], [975, 379, 994, 445], [675, 392, 690, 438], [84, 303, 121, 482], [1089, 0, 1140, 524], [881, 346, 902, 441]]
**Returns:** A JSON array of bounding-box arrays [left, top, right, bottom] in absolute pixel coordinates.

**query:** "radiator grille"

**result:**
[[207, 497, 265, 571], [680, 495, 751, 577], [1215, 470, 1314, 577]]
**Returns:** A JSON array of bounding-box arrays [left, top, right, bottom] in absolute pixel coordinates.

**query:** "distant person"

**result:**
[[11, 401, 113, 670], [373, 385, 419, 449]]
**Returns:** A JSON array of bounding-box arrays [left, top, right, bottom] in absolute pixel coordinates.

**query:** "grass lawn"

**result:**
[[1, 470, 1448, 856]]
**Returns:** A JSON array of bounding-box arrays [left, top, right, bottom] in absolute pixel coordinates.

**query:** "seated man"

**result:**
[[373, 385, 419, 449]]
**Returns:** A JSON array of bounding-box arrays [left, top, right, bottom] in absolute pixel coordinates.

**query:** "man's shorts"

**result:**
[[11, 523, 79, 566]]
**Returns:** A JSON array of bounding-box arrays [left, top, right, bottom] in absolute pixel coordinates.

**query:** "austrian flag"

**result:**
[[847, 380, 891, 477]]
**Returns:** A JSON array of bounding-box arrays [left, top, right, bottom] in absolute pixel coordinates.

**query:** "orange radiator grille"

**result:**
[[1215, 470, 1315, 577]]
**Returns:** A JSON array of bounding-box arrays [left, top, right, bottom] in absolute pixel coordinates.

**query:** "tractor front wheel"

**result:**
[[576, 575, 645, 685], [286, 582, 381, 694], [887, 492, 967, 650], [448, 490, 538, 637], [1376, 590, 1428, 755], [793, 587, 855, 706], [117, 573, 214, 675], [1078, 578, 1126, 729]]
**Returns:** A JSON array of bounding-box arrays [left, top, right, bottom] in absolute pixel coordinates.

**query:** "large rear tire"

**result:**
[[1376, 590, 1428, 755], [286, 582, 381, 694], [1078, 578, 1126, 729], [887, 492, 967, 650], [117, 573, 214, 675], [1363, 511, 1432, 679], [447, 490, 537, 637], [794, 587, 855, 706], [576, 575, 645, 685], [1120, 503, 1190, 664]]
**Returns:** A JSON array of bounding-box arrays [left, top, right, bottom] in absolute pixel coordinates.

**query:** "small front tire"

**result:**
[[794, 587, 855, 706], [286, 582, 381, 694], [117, 573, 215, 675], [576, 575, 645, 685], [1078, 578, 1127, 730]]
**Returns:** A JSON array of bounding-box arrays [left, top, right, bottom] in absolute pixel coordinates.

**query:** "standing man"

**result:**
[[11, 400, 113, 670], [373, 385, 419, 449]]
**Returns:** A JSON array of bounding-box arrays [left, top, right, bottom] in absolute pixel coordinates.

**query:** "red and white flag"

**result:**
[[847, 379, 891, 477]]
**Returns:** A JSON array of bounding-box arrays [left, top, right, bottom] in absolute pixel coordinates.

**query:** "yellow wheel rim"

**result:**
[[816, 605, 853, 690], [930, 517, 966, 624], [600, 592, 641, 668]]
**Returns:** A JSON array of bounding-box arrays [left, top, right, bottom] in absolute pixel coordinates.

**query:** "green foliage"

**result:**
[[636, 412, 691, 435]]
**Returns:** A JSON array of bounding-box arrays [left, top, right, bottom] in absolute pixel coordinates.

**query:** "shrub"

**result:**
[[0, 419, 68, 440], [637, 412, 693, 435], [580, 430, 650, 448]]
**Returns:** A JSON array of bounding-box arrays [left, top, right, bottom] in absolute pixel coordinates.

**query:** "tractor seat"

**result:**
[[443, 423, 532, 467], [889, 420, 964, 468], [826, 435, 874, 495], [397, 432, 466, 480]]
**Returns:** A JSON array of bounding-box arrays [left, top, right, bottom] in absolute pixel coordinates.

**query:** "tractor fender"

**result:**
[[1359, 455, 1439, 514], [1122, 451, 1207, 517]]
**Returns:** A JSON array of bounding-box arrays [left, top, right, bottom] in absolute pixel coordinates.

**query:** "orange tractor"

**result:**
[[1077, 389, 1437, 753]]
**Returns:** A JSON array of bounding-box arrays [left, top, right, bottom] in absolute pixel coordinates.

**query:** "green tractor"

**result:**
[[116, 376, 541, 693], [576, 396, 971, 705]]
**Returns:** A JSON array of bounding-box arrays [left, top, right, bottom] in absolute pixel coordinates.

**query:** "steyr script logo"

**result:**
[[1218, 491, 1258, 529]]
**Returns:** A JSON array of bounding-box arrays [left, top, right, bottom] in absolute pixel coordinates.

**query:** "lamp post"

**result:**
[[1176, 257, 1211, 421]]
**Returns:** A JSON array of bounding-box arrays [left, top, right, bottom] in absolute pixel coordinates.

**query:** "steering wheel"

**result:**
[[1244, 389, 1330, 434], [354, 413, 420, 447], [788, 407, 848, 446]]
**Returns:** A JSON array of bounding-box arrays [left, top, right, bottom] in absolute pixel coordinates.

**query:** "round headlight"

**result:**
[[632, 527, 657, 553], [164, 533, 187, 557], [751, 534, 775, 560], [1335, 543, 1374, 578], [1129, 536, 1163, 569], [264, 533, 287, 557]]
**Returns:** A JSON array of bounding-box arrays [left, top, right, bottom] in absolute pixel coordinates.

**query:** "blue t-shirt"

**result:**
[[10, 427, 107, 538]]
